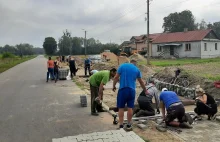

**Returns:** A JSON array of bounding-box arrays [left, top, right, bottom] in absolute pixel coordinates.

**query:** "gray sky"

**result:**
[[0, 0, 219, 47]]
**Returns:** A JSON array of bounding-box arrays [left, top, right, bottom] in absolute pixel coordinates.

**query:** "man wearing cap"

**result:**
[[160, 88, 192, 128], [134, 78, 160, 117]]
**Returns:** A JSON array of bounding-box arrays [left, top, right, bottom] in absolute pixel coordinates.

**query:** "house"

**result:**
[[129, 34, 161, 56], [151, 29, 220, 58]]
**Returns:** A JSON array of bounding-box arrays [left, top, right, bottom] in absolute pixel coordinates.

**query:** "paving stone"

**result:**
[[52, 138, 61, 142], [137, 124, 147, 130], [138, 120, 147, 124]]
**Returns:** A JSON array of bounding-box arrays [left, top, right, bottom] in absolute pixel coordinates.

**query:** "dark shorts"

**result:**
[[117, 87, 135, 108], [165, 103, 185, 124]]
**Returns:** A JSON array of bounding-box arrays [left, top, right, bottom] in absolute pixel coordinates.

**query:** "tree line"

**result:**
[[43, 30, 120, 56], [0, 43, 44, 56], [162, 10, 220, 37]]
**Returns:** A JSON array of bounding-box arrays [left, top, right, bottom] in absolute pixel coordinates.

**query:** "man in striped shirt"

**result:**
[[134, 78, 160, 117]]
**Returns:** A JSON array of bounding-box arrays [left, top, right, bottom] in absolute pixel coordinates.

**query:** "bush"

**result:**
[[1, 52, 15, 59]]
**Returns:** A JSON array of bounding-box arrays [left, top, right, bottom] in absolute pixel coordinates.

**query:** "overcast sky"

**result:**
[[0, 0, 219, 47]]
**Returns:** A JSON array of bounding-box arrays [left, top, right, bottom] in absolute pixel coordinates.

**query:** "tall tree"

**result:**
[[43, 37, 57, 55], [210, 22, 220, 38], [163, 10, 197, 33], [58, 30, 72, 55], [199, 19, 207, 30]]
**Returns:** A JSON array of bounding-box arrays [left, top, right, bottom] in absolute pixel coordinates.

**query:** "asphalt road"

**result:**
[[0, 55, 115, 142]]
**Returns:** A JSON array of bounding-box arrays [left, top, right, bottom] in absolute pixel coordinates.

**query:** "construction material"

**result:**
[[124, 114, 163, 121], [80, 95, 87, 107], [138, 120, 147, 124], [137, 124, 147, 130]]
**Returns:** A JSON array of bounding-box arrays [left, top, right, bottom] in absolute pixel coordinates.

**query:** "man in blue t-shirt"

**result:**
[[160, 88, 192, 128], [84, 58, 92, 76], [113, 59, 148, 130]]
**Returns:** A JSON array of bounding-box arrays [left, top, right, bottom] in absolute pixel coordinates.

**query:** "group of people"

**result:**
[[88, 59, 218, 131]]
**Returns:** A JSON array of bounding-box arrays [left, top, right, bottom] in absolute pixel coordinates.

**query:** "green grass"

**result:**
[[72, 78, 85, 90], [203, 74, 220, 81], [0, 55, 36, 73], [149, 58, 220, 67]]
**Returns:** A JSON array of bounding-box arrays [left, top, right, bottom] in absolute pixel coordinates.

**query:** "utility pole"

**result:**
[[146, 0, 150, 65], [84, 30, 87, 56]]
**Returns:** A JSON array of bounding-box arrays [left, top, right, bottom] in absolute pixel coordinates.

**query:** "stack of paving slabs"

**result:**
[[80, 95, 87, 107]]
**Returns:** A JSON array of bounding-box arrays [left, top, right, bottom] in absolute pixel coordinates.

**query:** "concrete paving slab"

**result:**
[[52, 129, 145, 142]]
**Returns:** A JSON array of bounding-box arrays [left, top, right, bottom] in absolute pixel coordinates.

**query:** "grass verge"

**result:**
[[0, 55, 36, 73], [150, 58, 220, 67], [72, 78, 85, 90]]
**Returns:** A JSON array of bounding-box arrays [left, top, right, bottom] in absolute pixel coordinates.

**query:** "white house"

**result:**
[[151, 29, 220, 58]]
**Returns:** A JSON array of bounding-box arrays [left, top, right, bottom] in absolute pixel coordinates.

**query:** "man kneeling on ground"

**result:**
[[160, 88, 192, 129], [134, 78, 160, 117], [89, 68, 117, 116]]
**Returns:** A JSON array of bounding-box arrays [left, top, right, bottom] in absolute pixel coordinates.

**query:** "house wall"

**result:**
[[152, 42, 201, 58], [176, 42, 201, 58], [201, 40, 220, 58]]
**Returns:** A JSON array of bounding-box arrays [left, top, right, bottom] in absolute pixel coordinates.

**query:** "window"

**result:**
[[157, 45, 162, 52], [204, 43, 207, 51], [215, 43, 218, 50], [185, 43, 191, 51]]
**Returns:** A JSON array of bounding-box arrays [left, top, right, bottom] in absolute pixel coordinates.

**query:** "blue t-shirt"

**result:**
[[159, 91, 180, 109], [85, 58, 91, 65], [118, 63, 142, 90]]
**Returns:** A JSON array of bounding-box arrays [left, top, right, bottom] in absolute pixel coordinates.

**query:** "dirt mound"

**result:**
[[92, 62, 118, 71], [129, 54, 146, 62], [101, 52, 118, 61], [118, 56, 130, 64], [138, 65, 155, 79], [154, 67, 175, 79]]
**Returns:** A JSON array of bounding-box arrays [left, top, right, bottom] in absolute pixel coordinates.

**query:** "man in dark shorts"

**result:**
[[113, 60, 148, 130], [160, 88, 192, 128]]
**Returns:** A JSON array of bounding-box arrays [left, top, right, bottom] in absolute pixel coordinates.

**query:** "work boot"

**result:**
[[179, 122, 193, 129], [126, 124, 133, 131], [183, 113, 193, 125], [91, 112, 99, 116]]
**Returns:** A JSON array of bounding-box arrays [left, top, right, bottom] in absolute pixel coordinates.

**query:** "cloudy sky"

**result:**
[[0, 0, 219, 47]]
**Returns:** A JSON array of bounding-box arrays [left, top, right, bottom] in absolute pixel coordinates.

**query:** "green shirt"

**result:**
[[89, 70, 110, 87]]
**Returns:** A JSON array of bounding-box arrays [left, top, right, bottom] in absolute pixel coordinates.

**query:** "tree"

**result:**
[[16, 43, 34, 55], [58, 30, 72, 55], [208, 22, 220, 38], [162, 10, 197, 33], [71, 37, 83, 55], [198, 19, 207, 30], [33, 47, 44, 55], [43, 37, 57, 55]]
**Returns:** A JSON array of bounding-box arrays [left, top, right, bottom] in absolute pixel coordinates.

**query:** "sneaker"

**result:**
[[185, 113, 193, 125], [91, 112, 99, 116], [126, 124, 133, 131], [179, 122, 193, 129]]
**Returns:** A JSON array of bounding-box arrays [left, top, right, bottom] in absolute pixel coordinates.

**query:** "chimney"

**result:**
[[184, 28, 188, 32]]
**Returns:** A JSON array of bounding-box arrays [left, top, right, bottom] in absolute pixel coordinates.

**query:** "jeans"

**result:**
[[85, 65, 91, 76], [54, 70, 59, 82], [47, 68, 55, 81]]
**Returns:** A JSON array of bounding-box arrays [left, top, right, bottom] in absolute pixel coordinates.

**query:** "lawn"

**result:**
[[0, 55, 36, 73], [150, 58, 220, 67]]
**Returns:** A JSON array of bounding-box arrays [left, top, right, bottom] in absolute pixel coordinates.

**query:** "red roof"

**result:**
[[152, 29, 212, 44]]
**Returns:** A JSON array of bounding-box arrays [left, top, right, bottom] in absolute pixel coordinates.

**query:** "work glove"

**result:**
[[156, 109, 160, 114]]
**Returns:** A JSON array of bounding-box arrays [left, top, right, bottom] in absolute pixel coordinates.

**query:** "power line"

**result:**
[[88, 0, 145, 32]]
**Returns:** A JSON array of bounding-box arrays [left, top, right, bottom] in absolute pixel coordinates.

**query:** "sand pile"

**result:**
[[118, 56, 130, 64], [129, 53, 146, 62], [138, 65, 156, 79], [92, 62, 118, 71], [101, 52, 118, 61]]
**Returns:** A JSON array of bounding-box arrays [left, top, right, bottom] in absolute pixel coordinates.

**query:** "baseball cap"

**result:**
[[162, 88, 168, 92]]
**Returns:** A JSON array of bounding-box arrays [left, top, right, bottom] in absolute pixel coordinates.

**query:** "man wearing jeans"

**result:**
[[113, 60, 147, 130]]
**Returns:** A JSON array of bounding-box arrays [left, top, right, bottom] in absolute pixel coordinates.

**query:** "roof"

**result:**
[[152, 29, 213, 44]]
